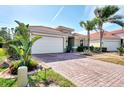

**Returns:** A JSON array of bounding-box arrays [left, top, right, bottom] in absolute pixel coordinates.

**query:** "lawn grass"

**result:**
[[29, 69, 75, 87], [92, 53, 124, 66], [0, 78, 16, 87]]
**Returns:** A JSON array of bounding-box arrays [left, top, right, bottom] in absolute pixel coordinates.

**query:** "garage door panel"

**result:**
[[32, 36, 63, 54], [103, 41, 120, 51]]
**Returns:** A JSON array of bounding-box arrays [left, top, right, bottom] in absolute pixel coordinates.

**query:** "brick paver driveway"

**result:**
[[33, 53, 124, 87]]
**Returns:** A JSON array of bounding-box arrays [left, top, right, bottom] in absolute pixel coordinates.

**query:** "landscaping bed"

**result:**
[[29, 69, 75, 87], [0, 69, 75, 87]]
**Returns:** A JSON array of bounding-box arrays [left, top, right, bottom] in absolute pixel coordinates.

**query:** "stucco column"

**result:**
[[17, 66, 28, 87]]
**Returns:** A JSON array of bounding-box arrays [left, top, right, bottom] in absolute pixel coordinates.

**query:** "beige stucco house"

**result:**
[[30, 25, 124, 54], [30, 26, 85, 54]]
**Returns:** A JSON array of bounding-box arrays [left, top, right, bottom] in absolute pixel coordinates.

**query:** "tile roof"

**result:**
[[29, 26, 64, 34], [56, 26, 74, 32], [110, 29, 124, 34], [90, 30, 122, 40], [29, 25, 85, 37]]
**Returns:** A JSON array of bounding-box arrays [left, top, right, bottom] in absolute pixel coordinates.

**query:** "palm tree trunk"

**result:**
[[87, 30, 90, 51], [99, 24, 103, 53]]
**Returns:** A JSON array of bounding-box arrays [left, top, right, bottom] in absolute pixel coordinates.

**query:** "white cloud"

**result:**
[[50, 6, 64, 23]]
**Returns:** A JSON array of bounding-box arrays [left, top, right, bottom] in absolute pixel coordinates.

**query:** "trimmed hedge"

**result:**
[[77, 46, 107, 52]]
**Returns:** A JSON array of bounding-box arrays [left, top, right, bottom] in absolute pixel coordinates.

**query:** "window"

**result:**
[[121, 39, 123, 45]]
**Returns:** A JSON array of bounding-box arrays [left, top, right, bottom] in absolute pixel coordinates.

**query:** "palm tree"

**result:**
[[10, 20, 41, 66], [94, 5, 124, 52], [80, 19, 97, 51]]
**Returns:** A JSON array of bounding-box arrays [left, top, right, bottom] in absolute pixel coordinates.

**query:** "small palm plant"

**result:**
[[80, 19, 97, 52], [10, 20, 41, 66]]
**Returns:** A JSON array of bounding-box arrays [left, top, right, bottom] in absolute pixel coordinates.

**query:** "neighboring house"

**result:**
[[30, 26, 85, 54], [90, 29, 124, 51]]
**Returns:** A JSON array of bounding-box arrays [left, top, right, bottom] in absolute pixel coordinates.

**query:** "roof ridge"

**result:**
[[29, 25, 62, 32]]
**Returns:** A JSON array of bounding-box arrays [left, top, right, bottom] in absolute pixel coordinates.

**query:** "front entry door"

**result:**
[[67, 37, 74, 52]]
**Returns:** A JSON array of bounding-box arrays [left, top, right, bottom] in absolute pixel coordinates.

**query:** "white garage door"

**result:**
[[32, 36, 64, 54], [103, 41, 120, 51]]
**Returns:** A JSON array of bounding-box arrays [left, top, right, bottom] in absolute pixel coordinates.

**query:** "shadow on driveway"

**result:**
[[33, 53, 86, 63]]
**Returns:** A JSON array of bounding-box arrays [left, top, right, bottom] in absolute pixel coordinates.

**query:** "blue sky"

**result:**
[[0, 5, 124, 35]]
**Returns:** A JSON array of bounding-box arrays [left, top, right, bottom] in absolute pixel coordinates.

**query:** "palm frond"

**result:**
[[94, 8, 102, 17], [80, 19, 97, 32], [15, 20, 22, 26], [110, 20, 124, 27], [31, 36, 42, 45], [94, 5, 119, 19], [109, 15, 124, 21], [101, 5, 119, 18], [9, 44, 20, 55], [80, 21, 86, 27]]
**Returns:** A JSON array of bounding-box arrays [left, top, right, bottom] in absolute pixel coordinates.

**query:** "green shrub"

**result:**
[[77, 46, 107, 52], [93, 47, 100, 53], [102, 47, 107, 52], [9, 60, 38, 75], [93, 47, 107, 53], [117, 46, 124, 56], [0, 48, 7, 56], [77, 46, 84, 52], [0, 43, 2, 46], [7, 40, 21, 60], [9, 60, 22, 75], [90, 46, 94, 51], [27, 60, 38, 71]]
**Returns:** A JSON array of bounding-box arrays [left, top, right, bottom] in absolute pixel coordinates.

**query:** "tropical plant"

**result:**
[[94, 5, 124, 52], [117, 46, 124, 56], [9, 60, 38, 74], [80, 19, 97, 51], [9, 20, 41, 66]]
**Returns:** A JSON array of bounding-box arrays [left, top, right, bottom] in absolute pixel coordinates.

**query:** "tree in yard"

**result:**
[[80, 19, 97, 51], [94, 5, 124, 52], [0, 27, 11, 41], [10, 20, 41, 66], [0, 36, 5, 43]]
